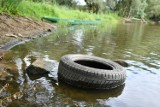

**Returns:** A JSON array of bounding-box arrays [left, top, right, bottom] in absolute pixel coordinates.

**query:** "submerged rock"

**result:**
[[0, 49, 4, 60], [0, 63, 18, 73], [26, 59, 54, 75], [0, 68, 13, 81]]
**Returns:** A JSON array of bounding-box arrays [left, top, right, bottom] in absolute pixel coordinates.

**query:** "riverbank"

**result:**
[[0, 13, 56, 50], [0, 0, 119, 59]]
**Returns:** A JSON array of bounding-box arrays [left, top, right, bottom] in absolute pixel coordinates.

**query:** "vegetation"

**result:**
[[146, 0, 160, 22], [0, 0, 160, 22], [82, 0, 160, 22], [0, 0, 118, 24], [105, 0, 160, 22], [0, 0, 22, 14]]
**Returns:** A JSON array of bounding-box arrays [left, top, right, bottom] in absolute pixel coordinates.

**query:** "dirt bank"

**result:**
[[0, 13, 56, 50]]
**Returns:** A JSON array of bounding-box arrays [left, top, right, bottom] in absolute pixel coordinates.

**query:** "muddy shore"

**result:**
[[0, 13, 57, 50], [0, 13, 57, 80]]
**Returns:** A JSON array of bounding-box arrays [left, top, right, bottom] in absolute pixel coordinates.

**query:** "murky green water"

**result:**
[[1, 23, 160, 107]]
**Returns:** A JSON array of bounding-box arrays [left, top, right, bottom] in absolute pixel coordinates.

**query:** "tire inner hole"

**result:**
[[74, 60, 113, 70]]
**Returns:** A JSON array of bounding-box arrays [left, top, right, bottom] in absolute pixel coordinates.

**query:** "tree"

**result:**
[[130, 0, 148, 19], [114, 0, 133, 17], [146, 0, 160, 22], [105, 0, 121, 10], [30, 0, 56, 4], [108, 0, 147, 19], [55, 0, 78, 7], [84, 0, 105, 14]]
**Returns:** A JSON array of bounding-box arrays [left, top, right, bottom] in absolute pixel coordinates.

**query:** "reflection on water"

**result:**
[[0, 23, 160, 107]]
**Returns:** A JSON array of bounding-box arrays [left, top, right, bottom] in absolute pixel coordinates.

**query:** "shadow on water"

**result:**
[[5, 76, 124, 107], [56, 82, 125, 102]]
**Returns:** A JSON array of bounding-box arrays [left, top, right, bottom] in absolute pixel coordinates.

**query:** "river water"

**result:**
[[1, 22, 160, 107]]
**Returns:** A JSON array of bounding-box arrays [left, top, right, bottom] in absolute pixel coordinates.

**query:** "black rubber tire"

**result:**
[[58, 54, 126, 89]]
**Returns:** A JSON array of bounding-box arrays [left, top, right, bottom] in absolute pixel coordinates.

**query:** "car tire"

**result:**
[[58, 54, 126, 89]]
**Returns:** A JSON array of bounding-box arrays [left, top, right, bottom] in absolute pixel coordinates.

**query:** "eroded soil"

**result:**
[[0, 13, 56, 49]]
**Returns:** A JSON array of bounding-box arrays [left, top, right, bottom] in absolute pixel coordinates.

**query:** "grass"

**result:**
[[0, 0, 119, 24]]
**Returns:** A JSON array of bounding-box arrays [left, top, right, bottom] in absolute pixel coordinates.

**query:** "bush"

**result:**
[[146, 0, 160, 21]]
